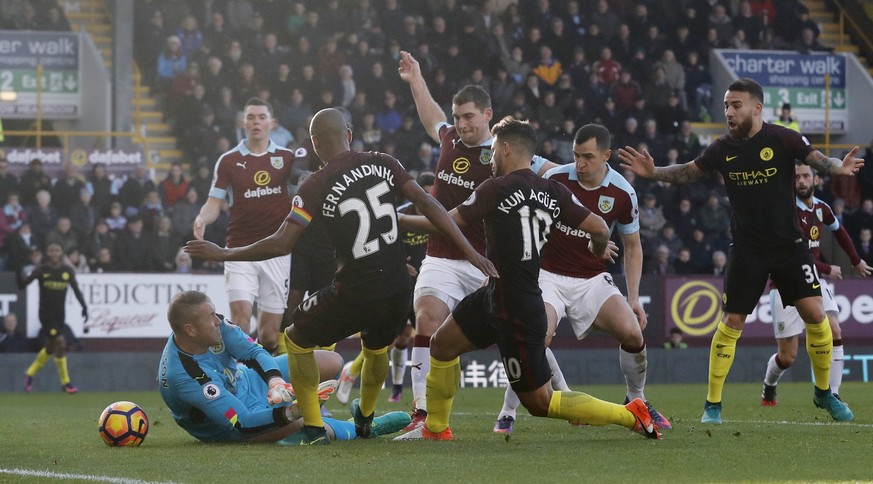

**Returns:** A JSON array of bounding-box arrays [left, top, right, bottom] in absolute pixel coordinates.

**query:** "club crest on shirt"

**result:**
[[479, 149, 493, 164], [271, 156, 284, 169], [598, 195, 615, 214], [760, 147, 774, 161], [209, 340, 225, 354], [815, 208, 823, 221]]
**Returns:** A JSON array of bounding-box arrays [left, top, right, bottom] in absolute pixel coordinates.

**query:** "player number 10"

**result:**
[[518, 206, 553, 261]]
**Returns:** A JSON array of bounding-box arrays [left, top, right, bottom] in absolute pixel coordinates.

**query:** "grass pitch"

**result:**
[[1, 382, 870, 483]]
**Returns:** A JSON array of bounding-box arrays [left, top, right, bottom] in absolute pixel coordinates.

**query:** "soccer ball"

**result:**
[[98, 401, 149, 447]]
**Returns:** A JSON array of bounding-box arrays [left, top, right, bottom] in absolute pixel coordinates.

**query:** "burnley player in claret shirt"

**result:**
[[397, 51, 556, 429], [193, 97, 298, 354], [394, 117, 662, 441]]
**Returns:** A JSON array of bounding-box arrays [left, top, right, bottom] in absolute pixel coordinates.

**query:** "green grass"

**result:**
[[1, 383, 870, 483]]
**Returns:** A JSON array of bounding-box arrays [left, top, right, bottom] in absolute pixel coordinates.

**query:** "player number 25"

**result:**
[[338, 181, 399, 259]]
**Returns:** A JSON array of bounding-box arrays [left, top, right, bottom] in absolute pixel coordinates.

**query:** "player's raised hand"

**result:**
[[854, 260, 872, 277], [192, 215, 207, 240], [839, 146, 864, 176], [398, 50, 422, 83], [617, 146, 656, 178], [267, 378, 295, 405], [600, 240, 619, 262], [184, 240, 225, 260]]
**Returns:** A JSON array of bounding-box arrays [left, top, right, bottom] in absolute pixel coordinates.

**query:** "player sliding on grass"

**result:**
[[394, 117, 662, 441], [492, 124, 670, 435], [185, 108, 496, 444], [397, 51, 561, 430], [619, 78, 863, 423], [158, 291, 409, 444]]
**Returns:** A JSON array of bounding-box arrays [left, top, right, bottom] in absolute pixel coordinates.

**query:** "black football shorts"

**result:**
[[452, 287, 551, 393], [724, 241, 820, 315]]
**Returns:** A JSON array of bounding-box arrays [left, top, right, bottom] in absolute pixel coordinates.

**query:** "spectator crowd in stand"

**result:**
[[1, 0, 871, 280]]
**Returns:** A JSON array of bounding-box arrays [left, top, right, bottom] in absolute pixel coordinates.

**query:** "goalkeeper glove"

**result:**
[[267, 378, 295, 405]]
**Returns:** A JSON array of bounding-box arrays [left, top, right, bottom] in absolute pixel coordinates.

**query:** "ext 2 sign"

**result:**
[[0, 30, 81, 118]]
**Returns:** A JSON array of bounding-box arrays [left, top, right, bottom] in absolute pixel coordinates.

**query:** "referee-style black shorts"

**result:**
[[724, 241, 821, 315], [290, 285, 412, 349], [452, 287, 551, 393]]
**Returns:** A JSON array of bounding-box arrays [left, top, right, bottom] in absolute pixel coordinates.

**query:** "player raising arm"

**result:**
[[395, 117, 663, 441], [186, 108, 495, 444], [618, 78, 863, 424], [397, 50, 559, 429]]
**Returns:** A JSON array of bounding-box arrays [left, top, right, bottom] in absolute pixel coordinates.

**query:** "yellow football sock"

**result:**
[[706, 322, 742, 403], [805, 316, 833, 391], [424, 356, 460, 433], [359, 345, 389, 417], [274, 334, 287, 355], [55, 357, 70, 385], [547, 390, 635, 428], [349, 349, 365, 377], [284, 332, 323, 428], [318, 343, 337, 352], [26, 348, 51, 376]]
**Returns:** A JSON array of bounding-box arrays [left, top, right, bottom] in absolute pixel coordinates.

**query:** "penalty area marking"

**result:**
[[0, 468, 180, 484]]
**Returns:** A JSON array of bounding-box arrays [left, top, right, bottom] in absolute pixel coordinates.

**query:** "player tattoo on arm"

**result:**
[[806, 146, 864, 176], [805, 151, 842, 175], [618, 147, 706, 184], [651, 162, 707, 184]]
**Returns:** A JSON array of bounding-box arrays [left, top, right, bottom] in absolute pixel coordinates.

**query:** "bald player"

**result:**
[[186, 108, 496, 445]]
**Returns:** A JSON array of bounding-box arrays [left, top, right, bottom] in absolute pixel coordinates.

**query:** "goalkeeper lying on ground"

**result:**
[[158, 291, 410, 444]]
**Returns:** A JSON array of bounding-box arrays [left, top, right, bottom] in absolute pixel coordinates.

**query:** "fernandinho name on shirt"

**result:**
[[322, 164, 395, 218], [437, 169, 476, 189], [497, 188, 561, 217]]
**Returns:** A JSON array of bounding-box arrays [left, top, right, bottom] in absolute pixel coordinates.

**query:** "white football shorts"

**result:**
[[540, 270, 622, 340], [770, 282, 839, 339], [414, 256, 487, 311], [224, 255, 291, 314]]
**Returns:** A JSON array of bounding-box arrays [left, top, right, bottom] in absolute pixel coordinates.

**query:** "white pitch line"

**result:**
[[721, 419, 873, 428], [0, 468, 180, 484]]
